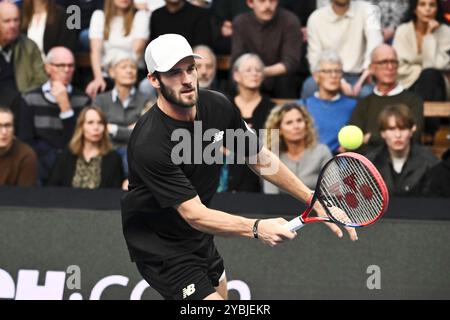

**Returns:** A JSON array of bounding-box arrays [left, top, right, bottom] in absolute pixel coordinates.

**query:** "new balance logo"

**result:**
[[182, 284, 196, 299], [213, 131, 224, 143]]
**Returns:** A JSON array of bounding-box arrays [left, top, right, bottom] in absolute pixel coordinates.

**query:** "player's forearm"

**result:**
[[249, 147, 312, 204], [176, 197, 256, 238]]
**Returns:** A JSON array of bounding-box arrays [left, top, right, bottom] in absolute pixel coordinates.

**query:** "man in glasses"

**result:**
[[19, 46, 90, 184], [350, 44, 424, 153], [0, 107, 38, 187]]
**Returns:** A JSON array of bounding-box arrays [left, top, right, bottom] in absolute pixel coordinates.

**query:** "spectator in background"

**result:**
[[0, 107, 38, 187], [94, 51, 148, 177], [427, 148, 450, 197], [19, 47, 90, 184], [20, 0, 77, 59], [364, 0, 410, 42], [193, 45, 219, 90], [150, 0, 213, 48], [219, 53, 275, 193], [56, 0, 104, 52], [393, 0, 450, 102], [232, 53, 275, 131], [350, 44, 424, 151], [48, 106, 124, 189], [232, 0, 302, 99], [299, 51, 357, 154], [366, 104, 438, 196], [209, 0, 250, 54], [86, 0, 149, 98], [263, 103, 332, 193], [0, 1, 46, 107], [302, 0, 383, 99]]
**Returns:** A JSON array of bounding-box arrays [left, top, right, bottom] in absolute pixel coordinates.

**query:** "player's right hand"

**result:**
[[257, 218, 297, 247]]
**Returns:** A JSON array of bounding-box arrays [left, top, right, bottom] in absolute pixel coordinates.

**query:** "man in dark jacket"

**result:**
[[366, 103, 438, 196], [0, 1, 47, 106]]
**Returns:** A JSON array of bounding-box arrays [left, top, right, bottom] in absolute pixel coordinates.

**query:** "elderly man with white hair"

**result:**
[[19, 46, 91, 184], [193, 45, 218, 90]]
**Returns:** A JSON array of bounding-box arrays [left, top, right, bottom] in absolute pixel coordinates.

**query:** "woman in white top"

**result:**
[[86, 0, 150, 98], [263, 103, 332, 193], [393, 0, 450, 101], [20, 0, 77, 59]]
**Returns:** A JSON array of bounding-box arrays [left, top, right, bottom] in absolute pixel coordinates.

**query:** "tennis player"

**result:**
[[121, 34, 358, 301]]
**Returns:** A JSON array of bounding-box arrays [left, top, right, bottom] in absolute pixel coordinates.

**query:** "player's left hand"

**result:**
[[313, 202, 358, 241]]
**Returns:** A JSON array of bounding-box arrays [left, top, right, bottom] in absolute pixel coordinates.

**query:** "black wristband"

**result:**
[[253, 219, 261, 239]]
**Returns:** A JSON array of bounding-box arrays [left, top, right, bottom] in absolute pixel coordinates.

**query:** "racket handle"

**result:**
[[284, 217, 305, 232]]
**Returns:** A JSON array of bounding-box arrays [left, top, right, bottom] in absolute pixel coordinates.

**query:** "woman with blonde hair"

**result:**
[[86, 0, 149, 98], [263, 103, 332, 193], [48, 106, 124, 188]]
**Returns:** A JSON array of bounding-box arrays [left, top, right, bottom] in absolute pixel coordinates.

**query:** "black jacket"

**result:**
[[366, 144, 438, 196], [48, 149, 124, 188], [42, 5, 77, 54], [427, 148, 450, 197]]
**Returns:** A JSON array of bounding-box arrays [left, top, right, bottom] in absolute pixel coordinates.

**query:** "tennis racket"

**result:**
[[285, 152, 389, 231]]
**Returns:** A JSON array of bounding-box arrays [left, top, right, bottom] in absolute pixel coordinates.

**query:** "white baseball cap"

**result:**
[[144, 34, 202, 74]]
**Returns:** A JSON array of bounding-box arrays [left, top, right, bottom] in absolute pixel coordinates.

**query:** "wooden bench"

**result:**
[[424, 102, 450, 118]]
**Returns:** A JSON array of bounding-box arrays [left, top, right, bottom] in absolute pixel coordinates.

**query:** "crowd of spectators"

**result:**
[[1, 0, 449, 198]]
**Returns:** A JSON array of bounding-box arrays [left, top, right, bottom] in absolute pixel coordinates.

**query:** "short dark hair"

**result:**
[[378, 104, 416, 131]]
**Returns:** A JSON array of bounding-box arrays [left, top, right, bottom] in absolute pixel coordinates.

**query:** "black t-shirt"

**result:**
[[121, 89, 261, 262]]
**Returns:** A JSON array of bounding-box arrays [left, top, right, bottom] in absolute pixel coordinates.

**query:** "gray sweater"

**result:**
[[94, 89, 148, 148], [263, 143, 332, 193]]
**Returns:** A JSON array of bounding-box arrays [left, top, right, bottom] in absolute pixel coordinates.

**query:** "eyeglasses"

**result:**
[[0, 123, 13, 131], [50, 63, 75, 71], [319, 69, 343, 76], [372, 60, 399, 68]]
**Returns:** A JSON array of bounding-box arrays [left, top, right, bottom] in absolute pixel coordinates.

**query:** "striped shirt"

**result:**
[[20, 86, 90, 150]]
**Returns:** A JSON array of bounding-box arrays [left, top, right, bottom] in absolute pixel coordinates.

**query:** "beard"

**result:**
[[159, 79, 199, 109]]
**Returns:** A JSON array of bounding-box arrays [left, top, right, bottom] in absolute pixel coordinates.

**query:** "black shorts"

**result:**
[[135, 241, 225, 300]]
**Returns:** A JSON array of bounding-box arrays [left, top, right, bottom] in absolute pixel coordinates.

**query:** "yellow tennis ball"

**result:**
[[338, 125, 363, 150]]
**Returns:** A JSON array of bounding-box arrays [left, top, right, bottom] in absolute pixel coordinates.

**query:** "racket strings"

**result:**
[[319, 157, 384, 226]]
